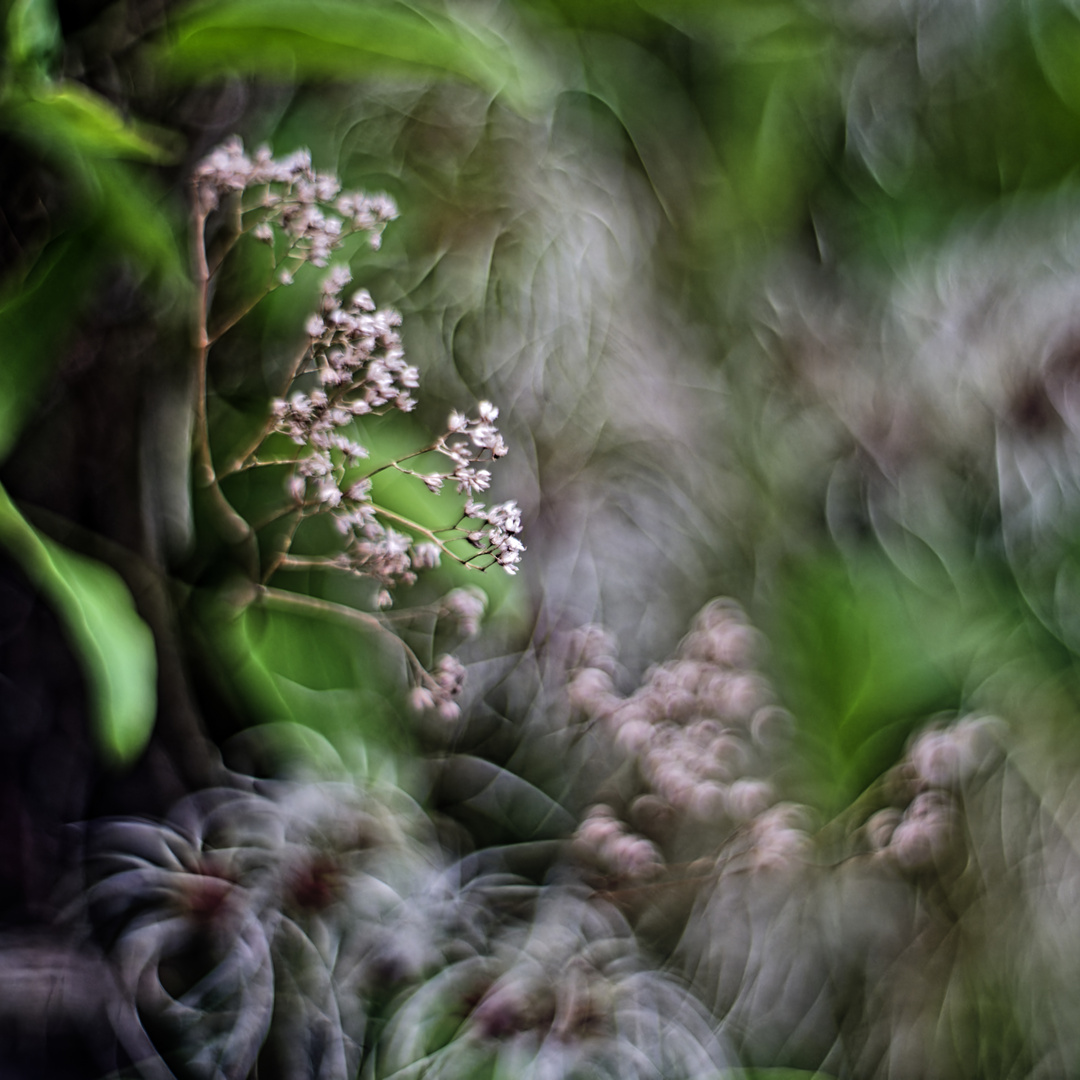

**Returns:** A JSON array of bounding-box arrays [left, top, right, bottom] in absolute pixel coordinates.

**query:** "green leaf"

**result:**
[[0, 485, 157, 764], [0, 234, 98, 462], [161, 0, 547, 114], [3, 80, 180, 163], [1029, 0, 1080, 118], [0, 79, 185, 289], [764, 554, 962, 816], [709, 46, 835, 245], [5, 0, 61, 74], [203, 587, 414, 765], [86, 158, 187, 286]]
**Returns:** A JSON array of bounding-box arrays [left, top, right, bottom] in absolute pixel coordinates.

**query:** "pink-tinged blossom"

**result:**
[[195, 139, 520, 594], [412, 543, 441, 569]]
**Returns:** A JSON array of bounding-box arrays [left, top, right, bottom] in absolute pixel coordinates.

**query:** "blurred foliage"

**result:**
[[9, 0, 1080, 1074], [161, 0, 549, 114], [3, 0, 1080, 802], [0, 484, 156, 763], [765, 553, 962, 817], [3, 0, 1080, 824]]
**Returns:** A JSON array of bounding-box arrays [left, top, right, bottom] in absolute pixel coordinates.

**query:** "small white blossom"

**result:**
[[453, 467, 491, 496], [411, 542, 441, 569], [194, 138, 520, 595], [440, 587, 487, 637]]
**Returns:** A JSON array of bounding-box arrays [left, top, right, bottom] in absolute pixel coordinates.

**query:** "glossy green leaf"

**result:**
[[0, 235, 96, 462], [206, 587, 414, 763], [161, 0, 547, 114], [5, 0, 61, 73], [86, 158, 186, 286], [3, 80, 179, 163], [0, 484, 157, 764], [764, 554, 962, 816], [0, 78, 185, 288]]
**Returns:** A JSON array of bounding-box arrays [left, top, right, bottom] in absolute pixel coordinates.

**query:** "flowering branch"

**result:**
[[189, 136, 524, 718]]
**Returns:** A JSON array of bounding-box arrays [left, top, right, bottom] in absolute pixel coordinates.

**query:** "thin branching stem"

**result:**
[[190, 197, 259, 571], [256, 586, 439, 690], [261, 507, 307, 584]]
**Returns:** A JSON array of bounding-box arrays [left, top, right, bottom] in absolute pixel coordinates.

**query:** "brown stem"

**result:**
[[190, 193, 258, 573], [249, 500, 312, 531], [228, 457, 306, 471], [260, 507, 306, 584], [359, 443, 441, 479], [257, 586, 438, 689], [215, 249, 317, 480], [368, 505, 479, 568], [205, 241, 299, 344]]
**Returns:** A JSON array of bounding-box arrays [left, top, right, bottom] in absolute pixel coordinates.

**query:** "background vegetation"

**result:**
[[6, 0, 1080, 1077]]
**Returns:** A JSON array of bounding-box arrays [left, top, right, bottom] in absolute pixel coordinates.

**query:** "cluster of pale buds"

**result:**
[[719, 803, 814, 873], [195, 144, 523, 594], [382, 403, 513, 506], [270, 264, 415, 476], [461, 498, 525, 574], [192, 138, 524, 748], [571, 804, 664, 882], [409, 655, 467, 723], [441, 402, 509, 490], [572, 601, 788, 834], [349, 525, 417, 593], [306, 267, 416, 405], [862, 715, 1003, 873], [250, 271, 521, 593], [284, 430, 522, 590], [194, 136, 396, 261], [437, 587, 488, 639]]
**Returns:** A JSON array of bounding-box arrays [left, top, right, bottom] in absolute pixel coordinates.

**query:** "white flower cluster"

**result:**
[[261, 267, 521, 588], [190, 137, 525, 593], [441, 401, 509, 492], [270, 264, 416, 513], [409, 654, 467, 723], [862, 714, 1003, 873], [572, 804, 663, 882], [191, 137, 521, 737], [193, 136, 397, 262], [461, 496, 525, 575], [306, 266, 417, 399], [437, 587, 488, 639], [271, 396, 520, 590], [564, 599, 804, 885]]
